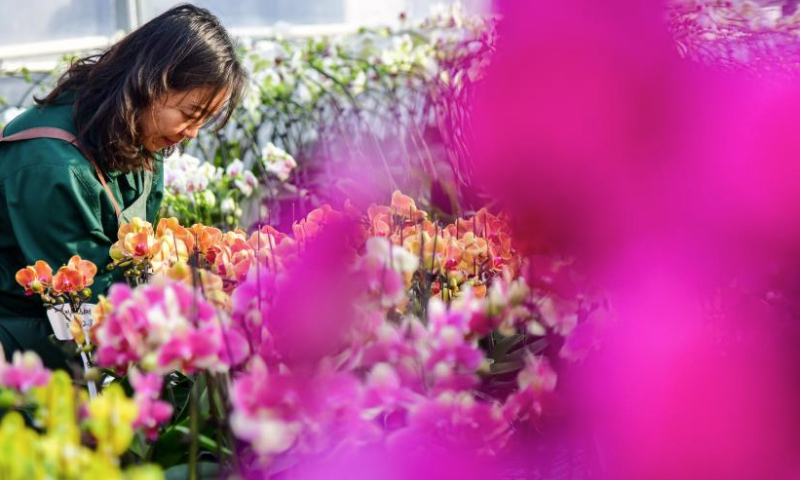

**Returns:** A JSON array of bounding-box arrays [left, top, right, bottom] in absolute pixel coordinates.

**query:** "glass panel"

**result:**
[[0, 0, 117, 46], [344, 0, 491, 28], [139, 0, 489, 28], [139, 0, 347, 27]]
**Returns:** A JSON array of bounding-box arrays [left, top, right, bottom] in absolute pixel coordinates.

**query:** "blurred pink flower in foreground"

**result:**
[[0, 349, 51, 393], [473, 0, 800, 478]]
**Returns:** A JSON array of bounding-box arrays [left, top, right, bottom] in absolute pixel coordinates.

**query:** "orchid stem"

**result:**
[[189, 375, 199, 480]]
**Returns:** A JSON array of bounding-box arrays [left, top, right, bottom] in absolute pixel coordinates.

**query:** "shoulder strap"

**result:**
[[0, 126, 122, 217]]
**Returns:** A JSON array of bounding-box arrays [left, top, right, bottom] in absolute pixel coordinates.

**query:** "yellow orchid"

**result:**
[[92, 294, 113, 328], [31, 371, 81, 442], [403, 230, 448, 272], [117, 217, 154, 239], [0, 412, 44, 479], [86, 383, 139, 459], [111, 218, 158, 263], [150, 232, 190, 274], [1, 370, 163, 480], [69, 316, 86, 344]]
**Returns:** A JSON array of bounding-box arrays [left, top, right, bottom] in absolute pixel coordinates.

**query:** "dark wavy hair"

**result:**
[[36, 3, 246, 173]]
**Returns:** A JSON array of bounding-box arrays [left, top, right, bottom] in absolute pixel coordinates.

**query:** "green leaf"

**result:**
[[490, 334, 525, 360], [167, 373, 197, 422], [198, 385, 210, 417], [128, 432, 146, 459], [489, 360, 525, 375], [174, 426, 233, 456], [152, 419, 191, 469]]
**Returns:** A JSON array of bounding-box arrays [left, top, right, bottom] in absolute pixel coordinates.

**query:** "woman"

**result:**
[[0, 4, 246, 369]]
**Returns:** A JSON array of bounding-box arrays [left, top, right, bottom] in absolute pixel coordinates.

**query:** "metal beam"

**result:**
[[0, 36, 113, 62], [116, 0, 140, 31]]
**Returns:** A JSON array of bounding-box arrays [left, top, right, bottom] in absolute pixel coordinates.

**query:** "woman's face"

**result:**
[[139, 86, 229, 152]]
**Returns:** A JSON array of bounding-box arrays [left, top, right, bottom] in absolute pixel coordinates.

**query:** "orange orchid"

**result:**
[[230, 248, 256, 284], [472, 283, 488, 298], [461, 232, 489, 263], [307, 204, 341, 225], [248, 225, 289, 251], [367, 205, 392, 237], [48, 256, 98, 295], [443, 239, 464, 271], [292, 219, 322, 244], [222, 230, 248, 247], [365, 192, 427, 238], [248, 226, 292, 272], [188, 223, 223, 254], [390, 190, 426, 222], [156, 217, 195, 252], [211, 244, 233, 278], [208, 237, 256, 286], [14, 260, 53, 295], [292, 205, 344, 244], [121, 231, 156, 260], [34, 260, 54, 283], [52, 266, 86, 295], [66, 255, 97, 287], [15, 268, 41, 295]]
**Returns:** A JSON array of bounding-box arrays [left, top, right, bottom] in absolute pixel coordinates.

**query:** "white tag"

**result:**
[[46, 304, 95, 341]]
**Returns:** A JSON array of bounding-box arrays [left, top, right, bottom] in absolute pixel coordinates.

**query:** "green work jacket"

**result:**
[[0, 93, 163, 368]]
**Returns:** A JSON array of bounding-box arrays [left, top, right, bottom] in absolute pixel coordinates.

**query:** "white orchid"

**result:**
[[363, 237, 419, 274], [225, 158, 245, 178], [221, 197, 236, 214], [164, 151, 200, 194], [261, 142, 297, 182], [234, 170, 259, 198], [351, 70, 367, 96], [242, 83, 262, 119]]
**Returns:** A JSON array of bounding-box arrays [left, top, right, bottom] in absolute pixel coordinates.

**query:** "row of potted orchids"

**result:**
[[6, 191, 607, 478]]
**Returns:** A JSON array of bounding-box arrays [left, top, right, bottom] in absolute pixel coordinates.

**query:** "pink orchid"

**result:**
[[503, 355, 557, 424], [0, 350, 51, 392], [389, 392, 512, 457], [130, 369, 173, 440], [94, 279, 241, 374]]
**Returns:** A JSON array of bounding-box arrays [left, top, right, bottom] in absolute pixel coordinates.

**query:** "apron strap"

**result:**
[[0, 126, 123, 218]]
